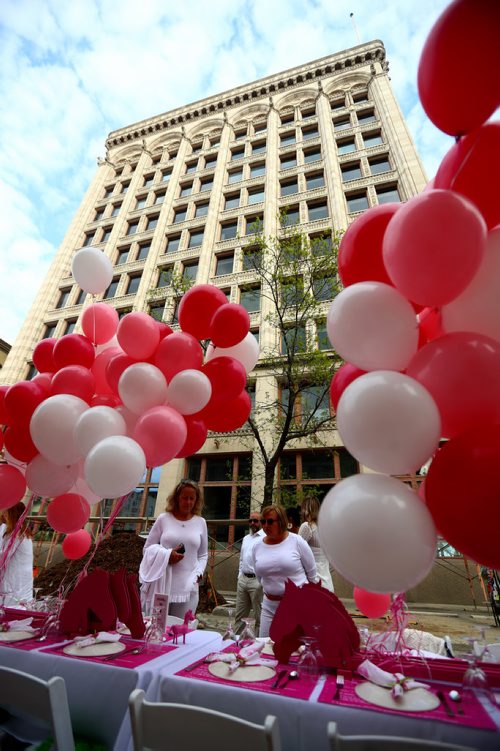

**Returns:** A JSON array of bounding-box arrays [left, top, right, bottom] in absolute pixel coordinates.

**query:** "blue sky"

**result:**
[[0, 0, 454, 345]]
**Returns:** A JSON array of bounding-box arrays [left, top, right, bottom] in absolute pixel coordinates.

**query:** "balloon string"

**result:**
[[449, 130, 482, 192], [75, 492, 130, 586]]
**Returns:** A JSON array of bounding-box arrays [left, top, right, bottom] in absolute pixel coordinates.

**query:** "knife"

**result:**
[[437, 690, 454, 717], [333, 674, 344, 701], [184, 657, 208, 672], [272, 669, 287, 689]]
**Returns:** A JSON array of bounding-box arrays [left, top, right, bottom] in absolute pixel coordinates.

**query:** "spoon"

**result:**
[[448, 689, 465, 715], [280, 670, 298, 689]]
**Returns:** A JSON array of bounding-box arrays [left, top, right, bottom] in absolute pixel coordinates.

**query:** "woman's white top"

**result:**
[[251, 532, 318, 597], [298, 521, 334, 592], [0, 525, 34, 606], [142, 512, 208, 602]]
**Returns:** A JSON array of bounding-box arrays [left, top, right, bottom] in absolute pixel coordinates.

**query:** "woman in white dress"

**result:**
[[140, 479, 208, 618], [299, 496, 334, 592], [0, 502, 34, 606]]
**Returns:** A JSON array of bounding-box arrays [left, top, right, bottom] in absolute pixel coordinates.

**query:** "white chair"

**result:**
[[129, 689, 281, 751], [327, 722, 478, 751], [0, 666, 75, 751]]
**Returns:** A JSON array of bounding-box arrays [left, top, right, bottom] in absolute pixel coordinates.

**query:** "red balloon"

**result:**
[[105, 353, 136, 394], [202, 357, 247, 403], [417, 0, 500, 135], [330, 363, 367, 411], [210, 303, 251, 348], [47, 493, 90, 534], [157, 322, 174, 341], [32, 338, 57, 373], [178, 285, 228, 340], [434, 123, 500, 230], [117, 311, 160, 360], [426, 425, 500, 568], [53, 334, 95, 370], [51, 365, 96, 403], [0, 465, 27, 510], [176, 416, 208, 458], [197, 390, 252, 432], [338, 203, 400, 287], [4, 380, 46, 425], [407, 332, 500, 438], [91, 346, 122, 396], [417, 307, 443, 346], [0, 385, 12, 425], [62, 529, 92, 560], [3, 424, 38, 463], [32, 372, 53, 395], [154, 332, 204, 382], [353, 587, 391, 619]]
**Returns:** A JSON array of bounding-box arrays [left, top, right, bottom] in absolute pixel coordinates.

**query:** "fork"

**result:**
[[333, 674, 344, 701], [103, 644, 146, 661]]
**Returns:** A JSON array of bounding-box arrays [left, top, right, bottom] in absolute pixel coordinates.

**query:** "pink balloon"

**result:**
[[176, 416, 208, 458], [330, 363, 366, 411], [0, 465, 27, 510], [406, 331, 500, 438], [32, 372, 53, 395], [32, 338, 57, 373], [155, 332, 204, 382], [210, 303, 250, 348], [383, 190, 487, 307], [117, 312, 160, 360], [81, 303, 119, 345], [91, 346, 123, 396], [62, 529, 92, 560], [353, 587, 391, 619], [47, 493, 90, 533], [51, 365, 96, 403], [417, 307, 443, 346], [26, 455, 79, 497], [133, 405, 187, 467], [178, 284, 228, 339]]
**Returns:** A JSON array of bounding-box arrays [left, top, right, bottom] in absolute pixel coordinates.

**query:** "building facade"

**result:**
[[2, 40, 427, 544]]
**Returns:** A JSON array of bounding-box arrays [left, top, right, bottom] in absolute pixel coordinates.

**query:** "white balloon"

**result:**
[[326, 281, 418, 371], [336, 371, 441, 474], [166, 369, 212, 415], [442, 227, 500, 341], [26, 455, 79, 497], [30, 395, 88, 466], [71, 247, 113, 295], [318, 474, 437, 593], [205, 331, 259, 373], [118, 363, 168, 415], [74, 406, 127, 457], [84, 435, 146, 498]]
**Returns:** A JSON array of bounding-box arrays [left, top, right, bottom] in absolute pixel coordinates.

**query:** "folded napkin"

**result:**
[[207, 641, 278, 674], [73, 631, 123, 648], [358, 658, 429, 699], [0, 617, 35, 633]]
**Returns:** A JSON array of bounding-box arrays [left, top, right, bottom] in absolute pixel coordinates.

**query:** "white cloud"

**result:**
[[0, 0, 456, 347]]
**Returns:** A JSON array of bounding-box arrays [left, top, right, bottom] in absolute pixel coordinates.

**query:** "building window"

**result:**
[[136, 197, 147, 210], [127, 221, 139, 235], [43, 322, 57, 339], [204, 155, 217, 170], [104, 279, 119, 299], [249, 162, 265, 178], [227, 169, 243, 184], [248, 186, 264, 205], [281, 178, 298, 196], [242, 246, 261, 271], [353, 91, 369, 104], [120, 183, 130, 194], [240, 287, 260, 313], [305, 172, 325, 190], [341, 163, 362, 181], [166, 234, 181, 252], [192, 142, 202, 153], [83, 232, 94, 247], [234, 128, 247, 140], [118, 307, 132, 319], [149, 301, 165, 322], [94, 208, 105, 221], [224, 192, 240, 210], [215, 254, 234, 276], [313, 276, 336, 301], [251, 140, 266, 155], [74, 288, 87, 305], [179, 183, 192, 197], [337, 138, 356, 155], [280, 154, 297, 170], [100, 226, 112, 242], [302, 125, 319, 140], [157, 267, 173, 288], [281, 206, 300, 226], [56, 288, 71, 309], [346, 192, 369, 213], [231, 148, 245, 161], [301, 107, 316, 120], [173, 207, 188, 224], [183, 262, 199, 281], [126, 275, 142, 295], [146, 215, 159, 231], [210, 136, 220, 148], [281, 277, 304, 307], [376, 185, 401, 204], [162, 169, 172, 182], [369, 156, 391, 175], [281, 325, 306, 355], [280, 132, 296, 146], [310, 233, 333, 256], [317, 321, 330, 350], [116, 248, 129, 265], [245, 215, 261, 235], [280, 112, 294, 125], [143, 175, 154, 188], [154, 191, 166, 205], [188, 228, 204, 247], [103, 185, 114, 198], [137, 243, 150, 261], [334, 117, 351, 131], [111, 203, 122, 216], [200, 176, 214, 191], [185, 160, 197, 174], [220, 221, 238, 241], [303, 147, 321, 163], [254, 121, 267, 133], [64, 319, 77, 335], [195, 202, 209, 217], [330, 97, 345, 110], [363, 131, 383, 148], [357, 109, 376, 125]]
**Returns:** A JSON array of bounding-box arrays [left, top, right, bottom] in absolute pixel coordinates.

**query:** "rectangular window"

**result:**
[[281, 278, 304, 306], [248, 186, 264, 204], [242, 247, 261, 271], [136, 243, 150, 260], [83, 232, 94, 247], [64, 319, 77, 335], [313, 276, 336, 301], [341, 163, 362, 181], [337, 138, 356, 154], [245, 215, 261, 234], [357, 110, 376, 124], [200, 176, 214, 191], [228, 169, 243, 184], [225, 192, 240, 210], [94, 208, 105, 221], [143, 175, 154, 188], [188, 228, 204, 247], [146, 215, 159, 231], [101, 227, 112, 243], [116, 248, 129, 265], [302, 108, 316, 120], [330, 98, 345, 110], [215, 254, 234, 276], [183, 262, 199, 281], [43, 322, 57, 339], [220, 222, 238, 241], [210, 136, 220, 148], [154, 192, 166, 204], [162, 169, 172, 182], [156, 267, 173, 288], [369, 157, 391, 175], [149, 302, 165, 322], [280, 132, 296, 146], [306, 172, 325, 190], [104, 279, 119, 299], [363, 132, 383, 148], [173, 207, 188, 223], [281, 206, 300, 226], [302, 126, 319, 140], [185, 161, 197, 173], [126, 275, 142, 295], [179, 183, 192, 197], [280, 154, 297, 170], [346, 192, 369, 213], [166, 234, 181, 252], [310, 233, 333, 256], [231, 148, 245, 161], [281, 326, 306, 354], [240, 287, 260, 313], [280, 112, 294, 125], [376, 185, 401, 204], [353, 91, 369, 103], [74, 288, 87, 306], [121, 183, 130, 194], [301, 384, 331, 423], [281, 179, 298, 196], [136, 197, 147, 210], [195, 202, 209, 217], [127, 221, 139, 235], [111, 203, 122, 216], [333, 117, 351, 131], [254, 121, 267, 133], [250, 162, 265, 178], [192, 142, 202, 153], [56, 289, 71, 309], [204, 155, 217, 169], [252, 140, 266, 154], [317, 321, 330, 350], [103, 185, 114, 198], [304, 147, 321, 163], [235, 129, 246, 140]]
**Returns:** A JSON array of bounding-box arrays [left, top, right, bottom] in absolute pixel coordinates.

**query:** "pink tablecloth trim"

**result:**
[[40, 640, 177, 668], [0, 633, 64, 651], [317, 674, 498, 731]]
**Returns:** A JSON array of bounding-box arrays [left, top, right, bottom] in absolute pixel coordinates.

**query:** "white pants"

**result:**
[[258, 596, 280, 638], [169, 590, 199, 619], [234, 575, 263, 634]]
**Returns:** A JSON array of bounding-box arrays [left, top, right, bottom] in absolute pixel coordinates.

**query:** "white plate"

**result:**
[[0, 630, 36, 642], [63, 641, 126, 658], [355, 682, 440, 712], [208, 661, 276, 683]]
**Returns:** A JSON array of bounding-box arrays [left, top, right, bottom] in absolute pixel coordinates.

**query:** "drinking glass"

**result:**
[[0, 591, 9, 620], [145, 606, 164, 647], [239, 617, 256, 648], [297, 636, 319, 683], [462, 637, 495, 704], [222, 607, 238, 642]]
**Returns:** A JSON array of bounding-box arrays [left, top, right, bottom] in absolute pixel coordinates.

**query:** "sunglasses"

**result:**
[[248, 518, 260, 524], [260, 518, 277, 525]]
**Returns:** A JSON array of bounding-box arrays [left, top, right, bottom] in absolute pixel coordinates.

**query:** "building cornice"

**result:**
[[106, 41, 385, 149]]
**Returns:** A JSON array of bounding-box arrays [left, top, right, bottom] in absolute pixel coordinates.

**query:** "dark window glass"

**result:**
[[242, 248, 261, 271], [149, 302, 165, 322], [143, 175, 154, 187], [83, 232, 94, 247], [56, 289, 71, 309], [250, 162, 265, 178], [94, 208, 105, 221], [280, 112, 294, 124], [185, 161, 197, 173], [252, 140, 266, 154], [302, 450, 334, 479], [43, 323, 57, 339], [146, 215, 159, 230], [173, 207, 188, 223], [235, 129, 246, 140], [282, 326, 306, 354], [189, 229, 204, 247], [154, 192, 165, 204], [254, 121, 267, 133], [370, 157, 391, 175], [357, 110, 376, 124], [337, 139, 356, 154], [280, 452, 297, 479], [280, 154, 297, 170], [179, 183, 192, 197], [341, 164, 362, 181], [156, 267, 173, 288], [248, 187, 264, 204], [111, 203, 121, 216], [228, 169, 243, 184], [363, 132, 383, 147], [65, 319, 77, 335], [330, 98, 345, 110], [126, 275, 142, 295], [195, 202, 209, 217], [302, 126, 318, 140], [338, 448, 359, 476], [334, 117, 351, 130], [225, 193, 240, 210], [245, 215, 262, 234], [306, 172, 325, 190], [162, 169, 172, 182], [310, 234, 333, 256], [240, 287, 260, 313], [216, 255, 234, 276], [280, 132, 296, 146], [127, 222, 139, 235], [74, 288, 87, 305], [220, 222, 238, 241], [183, 263, 198, 281], [204, 155, 217, 169], [281, 207, 300, 226], [116, 248, 129, 265], [304, 148, 321, 163], [166, 234, 181, 252], [200, 177, 214, 191], [136, 197, 147, 210], [353, 92, 369, 103], [137, 243, 150, 260], [104, 279, 119, 299], [377, 186, 401, 204], [313, 276, 336, 300], [231, 148, 245, 161], [317, 321, 330, 350], [281, 179, 298, 196], [302, 108, 316, 120], [346, 192, 369, 212], [101, 227, 112, 242], [121, 183, 130, 194]]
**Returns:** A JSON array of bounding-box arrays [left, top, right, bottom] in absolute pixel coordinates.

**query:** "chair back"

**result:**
[[327, 721, 478, 751], [129, 689, 281, 751], [0, 666, 75, 751]]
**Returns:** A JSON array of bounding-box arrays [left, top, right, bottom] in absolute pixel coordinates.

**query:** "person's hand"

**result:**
[[169, 547, 184, 565]]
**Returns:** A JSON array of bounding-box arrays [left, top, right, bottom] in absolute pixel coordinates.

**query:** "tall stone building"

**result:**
[[2, 40, 427, 542]]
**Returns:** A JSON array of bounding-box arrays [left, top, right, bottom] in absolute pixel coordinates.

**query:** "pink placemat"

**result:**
[[0, 633, 66, 651], [317, 674, 498, 731], [40, 640, 177, 668]]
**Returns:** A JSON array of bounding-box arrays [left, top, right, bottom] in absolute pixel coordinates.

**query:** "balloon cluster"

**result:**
[[0, 246, 258, 559], [319, 0, 500, 610]]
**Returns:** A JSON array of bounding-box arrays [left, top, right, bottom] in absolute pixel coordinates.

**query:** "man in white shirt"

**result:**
[[234, 512, 264, 635]]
